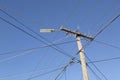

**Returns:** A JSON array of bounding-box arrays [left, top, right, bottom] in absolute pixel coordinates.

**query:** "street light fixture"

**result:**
[[40, 29, 55, 33]]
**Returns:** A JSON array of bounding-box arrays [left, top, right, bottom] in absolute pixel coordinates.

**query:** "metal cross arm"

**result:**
[[60, 27, 94, 40]]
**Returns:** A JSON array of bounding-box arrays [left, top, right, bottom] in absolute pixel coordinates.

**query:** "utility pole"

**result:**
[[60, 27, 94, 80]]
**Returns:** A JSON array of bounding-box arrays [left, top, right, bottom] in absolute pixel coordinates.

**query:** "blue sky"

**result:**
[[0, 0, 120, 80]]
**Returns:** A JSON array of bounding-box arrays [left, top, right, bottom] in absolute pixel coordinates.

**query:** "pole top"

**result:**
[[60, 27, 94, 40]]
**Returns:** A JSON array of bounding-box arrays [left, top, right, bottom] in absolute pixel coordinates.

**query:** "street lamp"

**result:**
[[40, 29, 55, 33]]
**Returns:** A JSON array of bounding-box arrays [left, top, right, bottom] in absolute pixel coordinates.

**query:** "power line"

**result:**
[[94, 40, 120, 50], [88, 56, 120, 63], [55, 68, 66, 80], [54, 68, 66, 80], [93, 14, 120, 38], [53, 40, 92, 80], [64, 69, 67, 80], [87, 2, 118, 36], [0, 16, 74, 59], [85, 54, 109, 80], [25, 66, 64, 80], [26, 51, 47, 80], [50, 37, 93, 80], [0, 63, 68, 79], [62, 0, 81, 26], [0, 16, 84, 80], [58, 21, 120, 80], [1, 6, 119, 80], [25, 63, 70, 80], [0, 8, 46, 41], [54, 13, 120, 80], [0, 40, 76, 55], [55, 39, 93, 79], [54, 14, 120, 80], [60, 13, 120, 68], [53, 42, 92, 80], [1, 8, 119, 57], [51, 15, 120, 80], [0, 50, 35, 63], [0, 8, 53, 43], [0, 16, 45, 43], [0, 8, 77, 59], [77, 56, 120, 64], [54, 61, 72, 80], [87, 64, 102, 80], [27, 37, 74, 80]]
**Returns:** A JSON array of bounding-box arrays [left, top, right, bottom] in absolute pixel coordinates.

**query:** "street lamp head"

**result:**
[[40, 29, 55, 33]]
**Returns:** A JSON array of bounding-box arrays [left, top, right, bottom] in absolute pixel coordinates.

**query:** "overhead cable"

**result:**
[[87, 64, 102, 80], [55, 14, 120, 80], [0, 50, 34, 63], [0, 8, 76, 59], [0, 16, 73, 58], [94, 40, 120, 50], [26, 66, 64, 80], [54, 66, 67, 80], [0, 63, 68, 79], [54, 60, 72, 80], [85, 54, 109, 80], [0, 40, 76, 56], [55, 69, 66, 80], [62, 0, 81, 26], [53, 40, 92, 80], [88, 56, 120, 63], [26, 52, 47, 80], [93, 14, 120, 38], [27, 37, 74, 80], [65, 69, 67, 80]]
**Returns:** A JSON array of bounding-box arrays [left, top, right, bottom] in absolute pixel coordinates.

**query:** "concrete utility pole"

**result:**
[[60, 27, 93, 80]]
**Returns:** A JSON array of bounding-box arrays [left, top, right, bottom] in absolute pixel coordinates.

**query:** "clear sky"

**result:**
[[0, 0, 120, 80]]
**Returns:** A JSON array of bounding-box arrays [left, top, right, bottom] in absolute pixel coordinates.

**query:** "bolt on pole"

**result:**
[[60, 27, 94, 80]]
